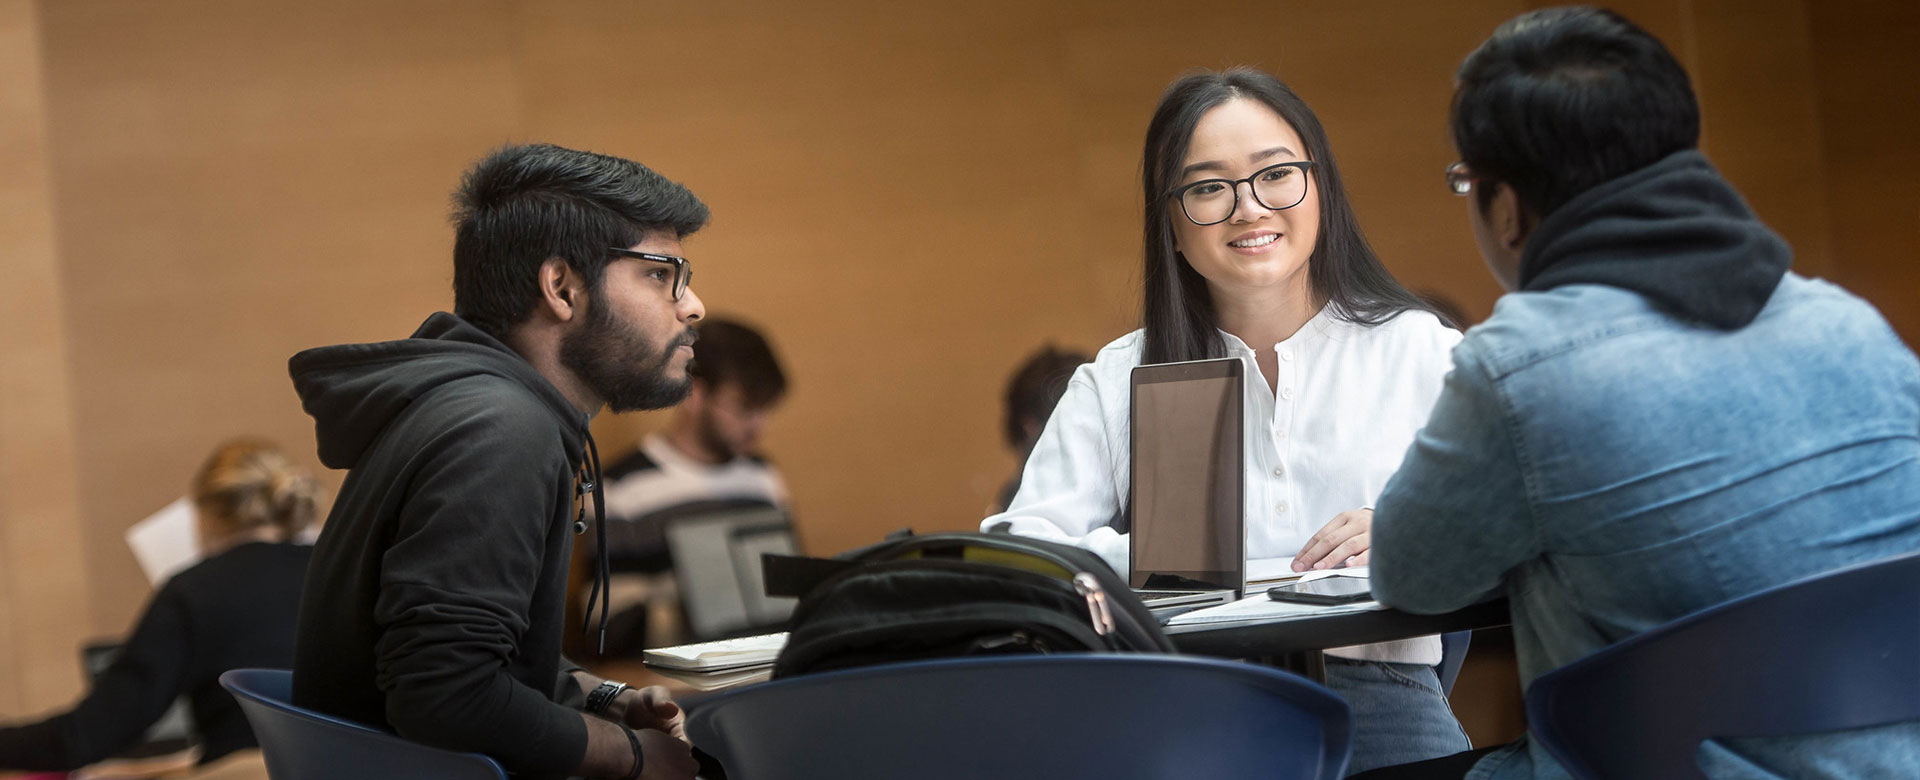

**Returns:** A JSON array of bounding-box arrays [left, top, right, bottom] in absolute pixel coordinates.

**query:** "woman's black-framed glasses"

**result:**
[[1445, 162, 1478, 196], [1168, 160, 1315, 226], [607, 247, 692, 302]]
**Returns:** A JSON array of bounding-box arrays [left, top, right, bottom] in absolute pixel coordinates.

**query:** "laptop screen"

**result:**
[[1128, 358, 1244, 592]]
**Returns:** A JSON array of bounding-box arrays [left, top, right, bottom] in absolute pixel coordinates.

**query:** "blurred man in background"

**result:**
[[989, 345, 1091, 515], [595, 318, 790, 648]]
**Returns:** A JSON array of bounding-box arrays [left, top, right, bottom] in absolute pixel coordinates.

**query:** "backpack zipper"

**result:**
[[1073, 572, 1117, 636]]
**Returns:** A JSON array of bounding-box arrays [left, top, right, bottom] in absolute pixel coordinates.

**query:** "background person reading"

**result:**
[[0, 438, 319, 773]]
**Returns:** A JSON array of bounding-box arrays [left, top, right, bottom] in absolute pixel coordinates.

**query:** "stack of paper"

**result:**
[[649, 665, 774, 692], [643, 632, 787, 672], [643, 632, 787, 691]]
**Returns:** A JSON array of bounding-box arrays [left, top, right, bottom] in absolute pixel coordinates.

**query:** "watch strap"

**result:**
[[585, 679, 630, 717]]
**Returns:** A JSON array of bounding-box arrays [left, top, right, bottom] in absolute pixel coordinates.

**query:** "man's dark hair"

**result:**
[[690, 317, 787, 408], [1452, 6, 1700, 217], [1003, 345, 1091, 450], [451, 143, 710, 339]]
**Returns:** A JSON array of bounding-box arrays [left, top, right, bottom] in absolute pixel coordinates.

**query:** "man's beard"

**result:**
[[558, 300, 695, 413]]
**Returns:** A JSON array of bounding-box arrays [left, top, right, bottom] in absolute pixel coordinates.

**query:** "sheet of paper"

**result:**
[[644, 632, 788, 670], [650, 664, 772, 692], [1244, 561, 1368, 593], [1244, 557, 1300, 586], [1166, 574, 1385, 627], [1312, 565, 1368, 580], [125, 497, 200, 587]]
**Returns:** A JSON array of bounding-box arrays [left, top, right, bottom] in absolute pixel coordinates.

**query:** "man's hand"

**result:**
[[635, 728, 698, 780], [1292, 508, 1373, 572], [620, 685, 686, 741]]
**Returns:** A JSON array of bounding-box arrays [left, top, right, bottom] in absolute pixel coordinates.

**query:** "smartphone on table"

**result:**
[[1266, 574, 1373, 605]]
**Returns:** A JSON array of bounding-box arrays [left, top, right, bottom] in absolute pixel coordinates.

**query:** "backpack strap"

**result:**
[[762, 553, 852, 598]]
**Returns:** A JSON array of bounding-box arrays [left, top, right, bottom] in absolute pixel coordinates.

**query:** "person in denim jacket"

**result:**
[[1362, 7, 1920, 780]]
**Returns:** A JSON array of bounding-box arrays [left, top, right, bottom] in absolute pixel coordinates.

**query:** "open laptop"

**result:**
[[1129, 357, 1245, 618]]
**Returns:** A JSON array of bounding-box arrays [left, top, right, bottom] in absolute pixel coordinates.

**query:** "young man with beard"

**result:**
[[288, 144, 706, 780], [1357, 8, 1920, 779]]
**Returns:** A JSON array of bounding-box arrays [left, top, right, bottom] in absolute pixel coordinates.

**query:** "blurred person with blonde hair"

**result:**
[[0, 438, 320, 771]]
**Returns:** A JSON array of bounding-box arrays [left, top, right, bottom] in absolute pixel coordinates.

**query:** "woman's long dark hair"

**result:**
[[1141, 67, 1428, 365]]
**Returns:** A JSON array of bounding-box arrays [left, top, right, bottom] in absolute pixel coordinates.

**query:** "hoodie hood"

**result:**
[[290, 312, 589, 470], [1519, 149, 1792, 330]]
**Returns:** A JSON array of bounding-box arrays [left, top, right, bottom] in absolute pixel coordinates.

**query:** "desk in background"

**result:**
[[634, 598, 1510, 688]]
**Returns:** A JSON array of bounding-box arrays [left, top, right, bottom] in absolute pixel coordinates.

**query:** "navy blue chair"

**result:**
[[1436, 630, 1472, 696], [1525, 550, 1920, 779], [219, 669, 506, 780], [686, 653, 1352, 780]]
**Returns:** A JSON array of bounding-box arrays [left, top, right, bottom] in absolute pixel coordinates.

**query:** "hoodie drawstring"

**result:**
[[579, 431, 612, 654]]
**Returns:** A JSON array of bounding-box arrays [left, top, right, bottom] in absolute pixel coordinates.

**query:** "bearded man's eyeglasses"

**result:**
[[607, 248, 692, 302]]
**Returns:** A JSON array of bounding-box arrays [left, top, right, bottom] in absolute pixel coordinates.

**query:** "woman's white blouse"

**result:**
[[982, 306, 1461, 663]]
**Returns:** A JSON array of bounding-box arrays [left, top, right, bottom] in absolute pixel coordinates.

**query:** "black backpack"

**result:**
[[763, 532, 1174, 679]]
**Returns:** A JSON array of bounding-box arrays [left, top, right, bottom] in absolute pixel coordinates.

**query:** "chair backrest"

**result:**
[[664, 504, 798, 639], [687, 653, 1352, 780], [218, 669, 506, 780], [1525, 550, 1920, 779]]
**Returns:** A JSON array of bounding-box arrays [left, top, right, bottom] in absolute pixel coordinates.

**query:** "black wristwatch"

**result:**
[[585, 679, 630, 717]]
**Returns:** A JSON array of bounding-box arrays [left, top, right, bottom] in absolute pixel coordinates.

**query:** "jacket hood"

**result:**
[[289, 312, 589, 470], [1519, 149, 1792, 329]]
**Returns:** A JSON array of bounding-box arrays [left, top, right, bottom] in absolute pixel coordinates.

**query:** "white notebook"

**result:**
[[643, 632, 788, 672]]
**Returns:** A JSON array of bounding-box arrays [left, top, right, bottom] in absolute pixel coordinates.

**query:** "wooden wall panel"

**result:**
[[9, 0, 1914, 662], [0, 0, 91, 712], [547, 0, 1523, 556], [1688, 0, 1834, 277], [1809, 0, 1920, 343], [38, 0, 523, 633]]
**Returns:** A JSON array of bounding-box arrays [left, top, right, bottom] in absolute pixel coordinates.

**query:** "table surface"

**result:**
[[1165, 598, 1512, 658], [629, 597, 1511, 693]]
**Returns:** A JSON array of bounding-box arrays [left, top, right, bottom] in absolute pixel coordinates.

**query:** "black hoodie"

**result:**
[[1519, 149, 1792, 330], [288, 312, 590, 777]]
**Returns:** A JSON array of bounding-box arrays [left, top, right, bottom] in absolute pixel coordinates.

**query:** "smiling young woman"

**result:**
[[983, 67, 1469, 774]]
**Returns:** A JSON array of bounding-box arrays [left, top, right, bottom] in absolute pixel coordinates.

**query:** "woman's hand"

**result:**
[[1291, 508, 1372, 571]]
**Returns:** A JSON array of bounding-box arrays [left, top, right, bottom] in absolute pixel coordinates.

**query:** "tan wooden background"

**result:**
[[2, 0, 1914, 721]]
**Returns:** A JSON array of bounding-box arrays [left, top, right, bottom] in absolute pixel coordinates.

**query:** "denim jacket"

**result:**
[[1373, 275, 1920, 779]]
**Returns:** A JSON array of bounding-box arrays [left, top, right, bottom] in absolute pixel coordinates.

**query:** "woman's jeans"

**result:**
[[1323, 658, 1473, 776]]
